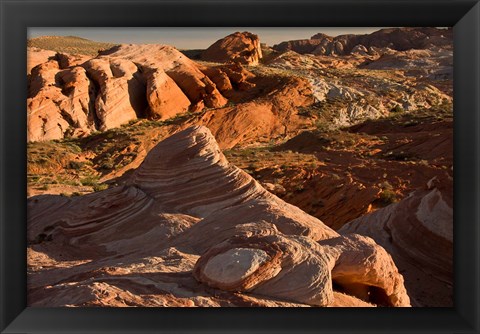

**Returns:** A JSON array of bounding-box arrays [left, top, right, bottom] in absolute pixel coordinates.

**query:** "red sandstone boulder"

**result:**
[[202, 31, 263, 65], [27, 60, 96, 141], [83, 57, 146, 130], [144, 69, 191, 120]]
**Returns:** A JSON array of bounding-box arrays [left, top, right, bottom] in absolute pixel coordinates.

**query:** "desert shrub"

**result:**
[[379, 189, 397, 204], [315, 121, 331, 133], [67, 161, 84, 170], [62, 179, 80, 186], [101, 161, 115, 170], [391, 105, 404, 113], [65, 142, 82, 153], [93, 183, 109, 192], [28, 175, 41, 182], [80, 175, 100, 186], [379, 180, 393, 190], [298, 108, 314, 117], [36, 157, 49, 165], [331, 173, 341, 181]]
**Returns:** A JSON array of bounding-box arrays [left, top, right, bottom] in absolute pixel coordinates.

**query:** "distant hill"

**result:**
[[27, 36, 117, 56]]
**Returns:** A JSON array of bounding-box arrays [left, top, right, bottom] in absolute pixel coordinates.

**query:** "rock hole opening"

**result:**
[[332, 280, 392, 307]]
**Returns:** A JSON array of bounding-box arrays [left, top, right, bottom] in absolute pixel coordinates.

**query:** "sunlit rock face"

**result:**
[[27, 44, 229, 142], [28, 126, 410, 307], [202, 31, 263, 65], [340, 180, 453, 306], [274, 27, 452, 56]]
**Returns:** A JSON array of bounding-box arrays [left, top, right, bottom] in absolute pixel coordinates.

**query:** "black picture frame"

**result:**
[[1, 0, 479, 333]]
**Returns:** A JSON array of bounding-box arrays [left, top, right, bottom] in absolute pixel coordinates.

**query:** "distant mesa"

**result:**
[[202, 31, 263, 66]]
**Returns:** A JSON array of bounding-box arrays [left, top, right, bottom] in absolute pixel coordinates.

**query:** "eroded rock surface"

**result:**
[[340, 180, 453, 306], [27, 44, 233, 141], [27, 47, 56, 74], [27, 60, 96, 141], [274, 27, 452, 56], [202, 31, 263, 65], [101, 44, 228, 109], [83, 57, 147, 130], [28, 126, 409, 307]]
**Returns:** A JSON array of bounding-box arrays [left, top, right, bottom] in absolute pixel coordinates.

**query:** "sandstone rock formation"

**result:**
[[27, 44, 238, 141], [27, 126, 410, 307], [273, 39, 325, 55], [194, 230, 409, 307], [55, 53, 91, 69], [27, 60, 96, 141], [340, 179, 453, 306], [27, 27, 453, 142], [27, 47, 56, 74], [83, 57, 147, 130], [100, 44, 228, 109], [359, 47, 453, 81], [202, 31, 263, 65], [263, 45, 451, 128], [199, 62, 255, 93], [27, 42, 316, 143], [188, 75, 315, 149], [144, 69, 191, 119]]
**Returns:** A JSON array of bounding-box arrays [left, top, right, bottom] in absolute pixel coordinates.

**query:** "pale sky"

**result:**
[[28, 27, 389, 49]]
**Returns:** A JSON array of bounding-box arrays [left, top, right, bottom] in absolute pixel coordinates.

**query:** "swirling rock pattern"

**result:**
[[193, 233, 336, 306], [319, 234, 410, 306], [28, 126, 410, 307], [340, 181, 453, 306], [193, 226, 409, 306]]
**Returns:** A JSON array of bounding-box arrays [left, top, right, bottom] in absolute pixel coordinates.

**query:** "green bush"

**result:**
[[93, 183, 109, 192], [379, 189, 397, 205], [80, 175, 100, 186], [67, 161, 84, 170], [391, 105, 404, 113]]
